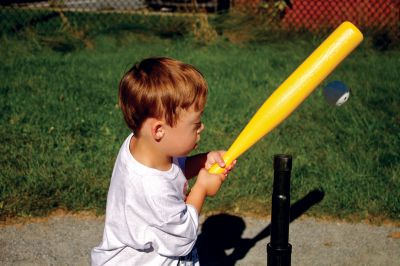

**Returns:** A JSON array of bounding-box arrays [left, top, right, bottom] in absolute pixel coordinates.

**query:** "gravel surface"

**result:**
[[0, 213, 399, 266]]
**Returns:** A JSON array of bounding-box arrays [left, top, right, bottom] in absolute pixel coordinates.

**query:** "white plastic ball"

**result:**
[[323, 81, 350, 106]]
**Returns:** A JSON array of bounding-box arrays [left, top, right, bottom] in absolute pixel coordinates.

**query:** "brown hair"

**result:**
[[119, 57, 208, 135]]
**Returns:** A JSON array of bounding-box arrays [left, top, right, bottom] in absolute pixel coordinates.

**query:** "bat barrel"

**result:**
[[267, 154, 292, 266]]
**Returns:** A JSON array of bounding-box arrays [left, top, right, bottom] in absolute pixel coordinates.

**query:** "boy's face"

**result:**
[[162, 107, 204, 157]]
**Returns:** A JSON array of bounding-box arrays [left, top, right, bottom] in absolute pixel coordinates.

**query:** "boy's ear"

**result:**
[[152, 121, 165, 141]]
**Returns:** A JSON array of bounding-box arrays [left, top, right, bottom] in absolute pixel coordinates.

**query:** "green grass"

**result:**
[[0, 21, 399, 221]]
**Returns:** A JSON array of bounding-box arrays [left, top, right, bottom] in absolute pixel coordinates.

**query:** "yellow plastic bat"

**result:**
[[209, 21, 363, 174]]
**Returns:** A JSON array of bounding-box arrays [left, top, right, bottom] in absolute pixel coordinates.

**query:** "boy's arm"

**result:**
[[186, 169, 225, 214], [185, 151, 236, 214]]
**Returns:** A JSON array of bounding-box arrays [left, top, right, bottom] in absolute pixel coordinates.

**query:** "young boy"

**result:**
[[91, 57, 235, 265]]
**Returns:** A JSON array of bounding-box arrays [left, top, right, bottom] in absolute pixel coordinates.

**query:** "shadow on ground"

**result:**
[[196, 189, 325, 265]]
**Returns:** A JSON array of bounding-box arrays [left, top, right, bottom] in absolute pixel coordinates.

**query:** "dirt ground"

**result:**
[[0, 211, 399, 266]]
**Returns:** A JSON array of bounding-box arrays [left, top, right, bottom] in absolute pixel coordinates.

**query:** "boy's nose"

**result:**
[[198, 123, 205, 133]]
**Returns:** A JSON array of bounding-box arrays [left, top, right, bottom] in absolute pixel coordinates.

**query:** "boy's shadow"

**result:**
[[196, 189, 325, 266]]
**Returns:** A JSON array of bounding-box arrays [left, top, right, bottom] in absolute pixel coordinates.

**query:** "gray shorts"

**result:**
[[177, 248, 200, 266]]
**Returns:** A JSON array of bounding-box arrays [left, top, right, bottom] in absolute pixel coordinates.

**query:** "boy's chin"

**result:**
[[174, 147, 197, 157]]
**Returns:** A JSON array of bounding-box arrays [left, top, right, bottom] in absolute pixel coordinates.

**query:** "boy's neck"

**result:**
[[129, 135, 172, 171]]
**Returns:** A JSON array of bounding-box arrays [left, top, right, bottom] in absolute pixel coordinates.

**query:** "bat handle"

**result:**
[[208, 153, 234, 174]]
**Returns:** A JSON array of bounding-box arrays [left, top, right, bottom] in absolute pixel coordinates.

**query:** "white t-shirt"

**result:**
[[91, 134, 199, 265]]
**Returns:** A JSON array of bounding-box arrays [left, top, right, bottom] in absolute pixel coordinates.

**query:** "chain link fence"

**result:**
[[1, 0, 399, 43], [236, 0, 399, 36], [285, 0, 399, 34]]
